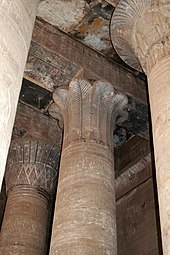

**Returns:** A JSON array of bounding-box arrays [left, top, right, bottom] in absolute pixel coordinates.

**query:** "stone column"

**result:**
[[110, 1, 170, 253], [49, 78, 127, 254], [0, 139, 60, 255], [0, 0, 40, 188]]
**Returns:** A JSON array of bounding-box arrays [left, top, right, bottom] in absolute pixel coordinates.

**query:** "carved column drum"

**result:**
[[49, 78, 127, 254], [110, 1, 170, 253], [0, 0, 40, 188], [0, 139, 60, 255]]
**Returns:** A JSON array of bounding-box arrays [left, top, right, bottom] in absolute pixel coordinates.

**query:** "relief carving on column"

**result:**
[[0, 0, 40, 188], [5, 140, 60, 196], [110, 0, 170, 73], [49, 78, 128, 150]]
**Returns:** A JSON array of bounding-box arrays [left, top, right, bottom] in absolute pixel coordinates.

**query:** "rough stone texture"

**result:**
[[0, 139, 60, 255], [110, 0, 170, 74], [24, 40, 149, 138], [111, 1, 170, 253], [115, 152, 161, 255], [14, 102, 62, 144], [116, 178, 160, 255], [25, 41, 80, 91], [0, 0, 40, 189], [32, 18, 147, 103], [37, 0, 88, 32], [52, 143, 116, 255], [115, 153, 152, 200], [105, 0, 119, 7], [71, 1, 114, 58], [115, 135, 150, 177], [5, 140, 60, 195], [148, 57, 170, 255], [37, 0, 120, 61], [0, 187, 49, 255], [49, 78, 127, 254]]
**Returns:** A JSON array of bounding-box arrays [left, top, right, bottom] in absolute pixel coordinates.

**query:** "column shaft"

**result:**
[[0, 139, 60, 255], [148, 56, 170, 254], [110, 1, 170, 253], [49, 79, 127, 254], [50, 143, 116, 254], [0, 0, 39, 188], [0, 187, 48, 255]]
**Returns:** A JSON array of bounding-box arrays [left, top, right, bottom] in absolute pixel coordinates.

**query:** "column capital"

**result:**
[[5, 139, 60, 196], [110, 0, 170, 74], [49, 79, 128, 150]]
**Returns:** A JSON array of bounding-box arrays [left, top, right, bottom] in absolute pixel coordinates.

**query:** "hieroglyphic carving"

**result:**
[[5, 139, 60, 196], [110, 0, 170, 73], [49, 79, 128, 150], [0, 0, 40, 188]]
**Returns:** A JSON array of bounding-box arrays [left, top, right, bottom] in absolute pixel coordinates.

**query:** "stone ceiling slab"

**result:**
[[37, 0, 88, 32]]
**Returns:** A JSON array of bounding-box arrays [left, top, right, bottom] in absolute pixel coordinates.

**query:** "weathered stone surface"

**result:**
[[0, 139, 60, 255], [105, 0, 119, 7], [52, 143, 116, 255], [13, 101, 62, 144], [25, 42, 80, 91], [24, 43, 149, 138], [116, 178, 160, 255], [115, 153, 152, 200], [115, 135, 150, 177], [5, 140, 60, 196], [110, 0, 170, 74], [0, 187, 49, 255], [71, 2, 114, 57], [116, 152, 162, 254], [111, 1, 170, 253], [51, 79, 128, 149], [37, 0, 88, 32], [49, 78, 127, 254], [32, 18, 147, 103], [148, 57, 170, 255], [0, 0, 40, 189]]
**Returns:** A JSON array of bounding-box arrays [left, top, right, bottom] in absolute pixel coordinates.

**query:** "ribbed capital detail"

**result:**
[[5, 139, 60, 196], [49, 79, 127, 150], [110, 0, 170, 74]]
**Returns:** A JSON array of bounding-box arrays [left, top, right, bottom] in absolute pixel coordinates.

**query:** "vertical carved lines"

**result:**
[[69, 79, 83, 142], [0, 0, 39, 188], [5, 140, 60, 196], [80, 80, 92, 140], [111, 0, 170, 73], [51, 79, 127, 149]]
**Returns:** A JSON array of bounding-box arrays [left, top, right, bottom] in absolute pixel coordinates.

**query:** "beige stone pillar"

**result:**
[[0, 0, 40, 188], [0, 139, 60, 255], [110, 1, 170, 253], [49, 79, 127, 254]]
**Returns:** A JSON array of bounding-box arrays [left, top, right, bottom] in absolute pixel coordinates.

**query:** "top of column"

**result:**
[[5, 139, 60, 196], [49, 77, 128, 150], [110, 0, 170, 73]]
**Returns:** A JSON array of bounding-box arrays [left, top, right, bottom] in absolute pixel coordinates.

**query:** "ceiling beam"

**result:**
[[30, 18, 147, 104], [115, 135, 151, 177]]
